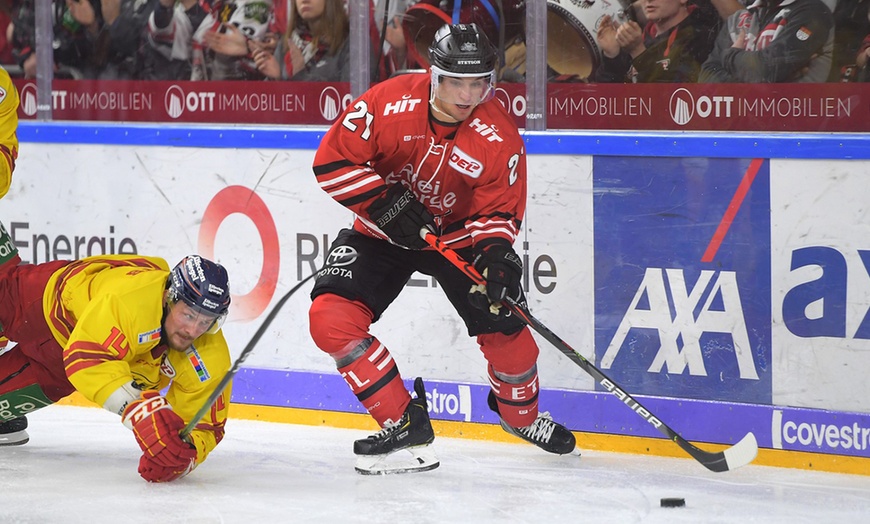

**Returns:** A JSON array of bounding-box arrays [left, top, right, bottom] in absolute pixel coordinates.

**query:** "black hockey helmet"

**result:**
[[428, 23, 497, 77], [166, 255, 231, 334]]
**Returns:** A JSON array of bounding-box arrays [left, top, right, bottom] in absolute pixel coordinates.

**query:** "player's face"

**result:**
[[163, 300, 218, 350], [432, 75, 492, 122]]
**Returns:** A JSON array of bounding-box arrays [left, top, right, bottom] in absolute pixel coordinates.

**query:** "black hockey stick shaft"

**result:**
[[421, 230, 757, 472], [180, 270, 321, 438]]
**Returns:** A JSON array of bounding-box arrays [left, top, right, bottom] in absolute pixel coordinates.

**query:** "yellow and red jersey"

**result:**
[[0, 66, 19, 199], [44, 255, 231, 465], [313, 72, 527, 250]]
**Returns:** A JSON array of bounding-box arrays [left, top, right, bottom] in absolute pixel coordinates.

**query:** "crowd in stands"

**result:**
[[0, 0, 867, 83]]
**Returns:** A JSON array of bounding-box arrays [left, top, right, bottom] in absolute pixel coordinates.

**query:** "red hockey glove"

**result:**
[[468, 239, 523, 320], [138, 453, 195, 483], [122, 390, 197, 469], [366, 184, 437, 250]]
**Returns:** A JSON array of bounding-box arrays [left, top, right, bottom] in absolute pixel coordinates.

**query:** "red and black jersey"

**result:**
[[313, 72, 527, 250]]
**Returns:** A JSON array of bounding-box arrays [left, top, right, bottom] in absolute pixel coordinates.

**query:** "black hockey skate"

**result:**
[[488, 391, 579, 456], [354, 377, 439, 475], [0, 416, 29, 446]]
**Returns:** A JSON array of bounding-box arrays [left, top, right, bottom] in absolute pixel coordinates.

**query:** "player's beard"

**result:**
[[166, 330, 196, 351]]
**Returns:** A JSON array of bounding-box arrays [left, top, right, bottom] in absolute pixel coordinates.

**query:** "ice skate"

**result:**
[[0, 416, 29, 446], [354, 377, 439, 475], [488, 391, 579, 456]]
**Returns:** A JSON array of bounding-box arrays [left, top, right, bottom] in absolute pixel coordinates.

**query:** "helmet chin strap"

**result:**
[[428, 83, 490, 123]]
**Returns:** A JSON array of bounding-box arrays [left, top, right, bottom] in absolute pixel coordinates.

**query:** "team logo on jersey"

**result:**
[[795, 27, 812, 41], [186, 345, 211, 382], [138, 328, 162, 345], [449, 146, 483, 178], [383, 95, 423, 116], [0, 86, 6, 104], [468, 118, 504, 143], [160, 357, 176, 378]]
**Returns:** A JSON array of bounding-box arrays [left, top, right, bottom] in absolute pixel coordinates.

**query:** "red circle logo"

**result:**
[[198, 186, 280, 321]]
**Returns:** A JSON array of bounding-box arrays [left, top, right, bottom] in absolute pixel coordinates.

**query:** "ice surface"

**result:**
[[1, 405, 868, 523]]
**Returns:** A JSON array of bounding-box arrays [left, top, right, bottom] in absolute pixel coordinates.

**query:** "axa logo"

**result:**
[[448, 146, 483, 178], [783, 246, 870, 339], [601, 267, 760, 380]]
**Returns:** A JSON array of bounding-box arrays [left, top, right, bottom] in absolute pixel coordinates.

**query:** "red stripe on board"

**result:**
[[701, 158, 764, 263]]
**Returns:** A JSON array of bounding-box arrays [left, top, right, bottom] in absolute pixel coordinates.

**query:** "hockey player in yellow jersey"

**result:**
[[0, 253, 233, 483], [0, 65, 18, 201], [0, 65, 21, 270]]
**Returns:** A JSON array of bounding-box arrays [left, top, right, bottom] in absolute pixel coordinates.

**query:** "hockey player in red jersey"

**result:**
[[309, 23, 577, 474]]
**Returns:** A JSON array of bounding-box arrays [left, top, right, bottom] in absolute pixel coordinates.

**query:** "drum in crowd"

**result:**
[[402, 0, 526, 71], [547, 0, 634, 81], [400, 0, 632, 82]]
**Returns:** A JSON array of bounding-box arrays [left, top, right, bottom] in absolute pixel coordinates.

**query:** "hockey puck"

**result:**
[[660, 498, 686, 508]]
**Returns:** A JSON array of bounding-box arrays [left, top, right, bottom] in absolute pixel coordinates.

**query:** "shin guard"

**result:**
[[337, 338, 410, 427], [309, 295, 411, 426], [487, 364, 539, 428]]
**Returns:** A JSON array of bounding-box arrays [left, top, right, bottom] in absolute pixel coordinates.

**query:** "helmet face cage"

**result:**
[[167, 255, 231, 335], [428, 23, 497, 108]]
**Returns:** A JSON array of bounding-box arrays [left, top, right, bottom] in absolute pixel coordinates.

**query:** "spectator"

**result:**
[[0, 0, 15, 65], [827, 0, 870, 81], [699, 0, 834, 83], [101, 0, 157, 79], [139, 0, 209, 80], [11, 0, 151, 79], [373, 0, 416, 79], [251, 0, 348, 81], [12, 0, 105, 79], [191, 0, 276, 80], [594, 0, 723, 83], [857, 33, 870, 80]]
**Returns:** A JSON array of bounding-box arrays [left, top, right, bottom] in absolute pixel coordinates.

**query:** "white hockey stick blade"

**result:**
[[354, 445, 440, 475], [722, 432, 759, 471]]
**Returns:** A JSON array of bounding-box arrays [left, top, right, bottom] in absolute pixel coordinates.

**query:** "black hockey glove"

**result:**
[[366, 184, 437, 250], [468, 238, 523, 320]]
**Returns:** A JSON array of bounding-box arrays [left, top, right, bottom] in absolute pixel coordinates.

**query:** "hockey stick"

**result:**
[[180, 269, 322, 438], [421, 229, 758, 472]]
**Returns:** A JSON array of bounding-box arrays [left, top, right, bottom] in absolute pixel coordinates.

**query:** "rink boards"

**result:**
[[8, 122, 870, 474]]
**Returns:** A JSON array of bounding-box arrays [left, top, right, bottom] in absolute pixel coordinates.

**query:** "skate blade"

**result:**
[[354, 445, 440, 475], [0, 429, 29, 446]]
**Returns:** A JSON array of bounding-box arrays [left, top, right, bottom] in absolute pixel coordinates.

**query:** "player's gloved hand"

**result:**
[[366, 184, 437, 250], [122, 390, 197, 470], [468, 239, 523, 320], [138, 453, 196, 483]]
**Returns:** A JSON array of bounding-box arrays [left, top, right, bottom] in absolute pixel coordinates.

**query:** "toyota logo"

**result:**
[[327, 245, 358, 267]]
